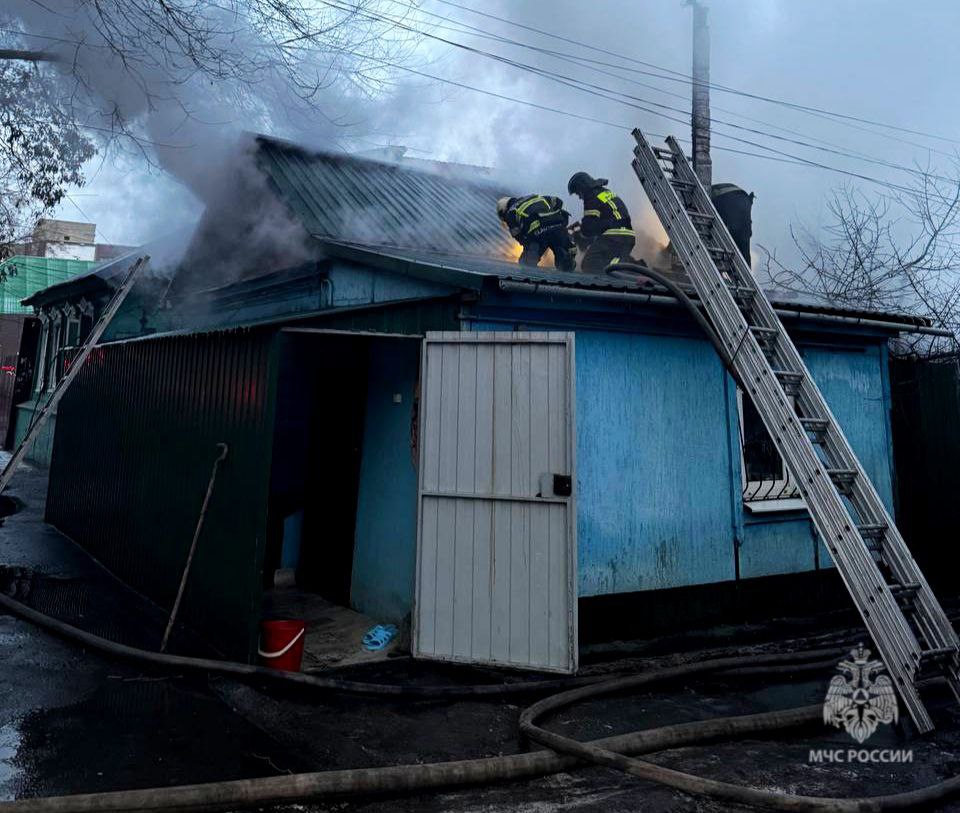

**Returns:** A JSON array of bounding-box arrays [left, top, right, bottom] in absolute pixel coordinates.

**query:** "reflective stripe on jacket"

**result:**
[[504, 194, 567, 242], [580, 187, 634, 240]]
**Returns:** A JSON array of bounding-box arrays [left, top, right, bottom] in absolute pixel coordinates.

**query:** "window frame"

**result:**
[[45, 314, 62, 392], [736, 389, 803, 510]]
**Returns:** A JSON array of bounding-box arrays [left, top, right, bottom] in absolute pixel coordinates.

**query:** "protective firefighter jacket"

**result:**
[[503, 195, 568, 243], [579, 187, 635, 240]]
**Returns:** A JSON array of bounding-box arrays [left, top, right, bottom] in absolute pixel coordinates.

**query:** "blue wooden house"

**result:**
[[36, 135, 932, 669]]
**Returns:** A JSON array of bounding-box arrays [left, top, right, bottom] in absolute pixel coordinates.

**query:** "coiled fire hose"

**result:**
[[2, 589, 960, 812]]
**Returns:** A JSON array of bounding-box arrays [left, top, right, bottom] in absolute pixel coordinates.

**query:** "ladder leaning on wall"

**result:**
[[631, 129, 959, 734]]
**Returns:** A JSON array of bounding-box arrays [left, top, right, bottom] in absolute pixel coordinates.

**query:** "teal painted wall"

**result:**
[[350, 338, 421, 622], [12, 400, 56, 466], [167, 260, 457, 333], [738, 515, 816, 579], [327, 262, 453, 309]]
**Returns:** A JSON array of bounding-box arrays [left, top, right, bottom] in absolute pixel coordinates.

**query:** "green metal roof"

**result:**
[[255, 135, 518, 257], [0, 255, 98, 314]]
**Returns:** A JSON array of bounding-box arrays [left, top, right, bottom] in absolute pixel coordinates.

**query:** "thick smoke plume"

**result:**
[[2, 0, 421, 281], [177, 137, 317, 292]]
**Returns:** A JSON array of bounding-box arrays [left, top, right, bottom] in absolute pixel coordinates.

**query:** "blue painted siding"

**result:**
[[469, 305, 899, 593], [467, 318, 739, 593], [804, 345, 895, 511], [739, 516, 816, 579], [572, 330, 737, 594], [166, 260, 457, 333], [739, 343, 895, 578], [803, 344, 894, 571], [350, 338, 421, 622]]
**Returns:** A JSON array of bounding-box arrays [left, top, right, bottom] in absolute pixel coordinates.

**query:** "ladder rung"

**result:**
[[688, 211, 714, 221], [857, 523, 887, 540], [773, 369, 803, 394], [889, 582, 921, 608], [653, 147, 677, 159], [826, 468, 857, 492], [920, 646, 956, 663], [671, 179, 696, 189], [750, 326, 778, 342], [800, 418, 830, 435]]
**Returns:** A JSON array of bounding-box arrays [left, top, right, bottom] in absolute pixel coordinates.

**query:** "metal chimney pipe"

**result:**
[[689, 1, 712, 190]]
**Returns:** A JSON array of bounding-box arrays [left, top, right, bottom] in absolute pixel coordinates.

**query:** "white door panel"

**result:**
[[413, 331, 577, 673]]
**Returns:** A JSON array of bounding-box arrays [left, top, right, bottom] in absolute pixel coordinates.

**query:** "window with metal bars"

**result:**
[[738, 390, 801, 503]]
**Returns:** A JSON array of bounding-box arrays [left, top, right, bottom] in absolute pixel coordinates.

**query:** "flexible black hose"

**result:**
[[519, 666, 960, 812], [0, 590, 852, 696], [0, 644, 839, 813], [0, 591, 608, 698], [2, 647, 955, 812], [0, 702, 824, 813], [5, 588, 960, 811]]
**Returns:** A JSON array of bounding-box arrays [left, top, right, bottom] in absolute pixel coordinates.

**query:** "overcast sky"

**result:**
[[51, 0, 960, 267]]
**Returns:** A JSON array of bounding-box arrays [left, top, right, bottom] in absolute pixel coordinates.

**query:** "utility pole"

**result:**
[[688, 0, 712, 190]]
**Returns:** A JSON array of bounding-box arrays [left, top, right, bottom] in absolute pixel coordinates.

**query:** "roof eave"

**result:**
[[318, 238, 486, 292]]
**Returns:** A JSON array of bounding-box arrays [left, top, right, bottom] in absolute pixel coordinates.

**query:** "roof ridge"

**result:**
[[253, 133, 509, 193]]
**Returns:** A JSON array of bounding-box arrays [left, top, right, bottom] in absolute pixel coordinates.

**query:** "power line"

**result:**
[[379, 0, 957, 162], [430, 0, 960, 147], [7, 6, 952, 200], [65, 194, 112, 243], [13, 3, 946, 184], [308, 0, 958, 189], [285, 37, 943, 200]]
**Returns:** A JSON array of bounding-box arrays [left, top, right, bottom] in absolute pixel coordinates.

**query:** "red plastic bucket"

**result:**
[[259, 619, 306, 672]]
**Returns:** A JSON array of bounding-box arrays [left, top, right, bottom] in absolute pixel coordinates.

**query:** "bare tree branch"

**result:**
[[760, 163, 960, 358]]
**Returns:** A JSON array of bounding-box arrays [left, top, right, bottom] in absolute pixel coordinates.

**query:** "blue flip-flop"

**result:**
[[362, 623, 398, 651]]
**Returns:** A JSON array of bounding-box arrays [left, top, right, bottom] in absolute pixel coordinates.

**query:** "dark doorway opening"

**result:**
[[262, 329, 422, 670], [266, 333, 369, 604]]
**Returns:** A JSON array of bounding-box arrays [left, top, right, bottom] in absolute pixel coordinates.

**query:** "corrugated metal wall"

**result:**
[[46, 328, 278, 660]]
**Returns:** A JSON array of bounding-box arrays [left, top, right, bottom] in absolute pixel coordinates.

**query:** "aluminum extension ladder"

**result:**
[[631, 130, 960, 733]]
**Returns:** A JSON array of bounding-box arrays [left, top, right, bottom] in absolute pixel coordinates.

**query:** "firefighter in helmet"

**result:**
[[496, 194, 575, 272], [566, 172, 636, 274]]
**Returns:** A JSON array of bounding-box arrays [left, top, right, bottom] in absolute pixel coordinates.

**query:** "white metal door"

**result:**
[[413, 331, 577, 673]]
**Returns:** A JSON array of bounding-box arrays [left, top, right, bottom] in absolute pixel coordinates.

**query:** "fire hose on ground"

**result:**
[[2, 589, 960, 812]]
